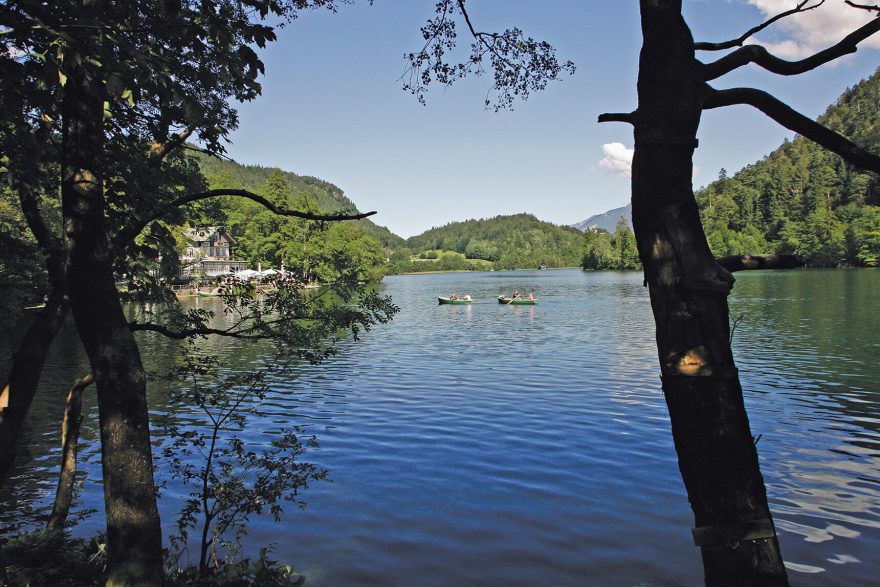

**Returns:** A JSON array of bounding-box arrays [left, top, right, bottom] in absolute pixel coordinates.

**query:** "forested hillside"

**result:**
[[695, 68, 880, 267], [195, 153, 404, 249], [393, 214, 583, 272], [186, 153, 391, 282]]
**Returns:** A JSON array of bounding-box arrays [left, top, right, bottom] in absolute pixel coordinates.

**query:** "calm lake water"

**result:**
[[2, 269, 878, 586]]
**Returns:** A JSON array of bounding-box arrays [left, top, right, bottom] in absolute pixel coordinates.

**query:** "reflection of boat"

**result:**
[[438, 296, 474, 305], [498, 295, 538, 305]]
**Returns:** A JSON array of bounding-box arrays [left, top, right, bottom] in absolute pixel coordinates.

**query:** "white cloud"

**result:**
[[744, 0, 880, 56], [599, 142, 634, 178]]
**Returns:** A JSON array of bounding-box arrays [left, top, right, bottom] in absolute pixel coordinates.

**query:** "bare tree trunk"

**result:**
[[47, 374, 94, 531], [633, 2, 788, 585], [61, 74, 164, 586]]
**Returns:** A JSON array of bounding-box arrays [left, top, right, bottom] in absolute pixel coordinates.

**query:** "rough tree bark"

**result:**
[[61, 74, 163, 585], [630, 2, 788, 585]]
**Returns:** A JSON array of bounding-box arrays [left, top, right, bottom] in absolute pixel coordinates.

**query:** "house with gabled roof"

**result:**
[[180, 226, 247, 278]]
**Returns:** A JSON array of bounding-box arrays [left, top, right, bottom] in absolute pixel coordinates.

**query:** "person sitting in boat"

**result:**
[[450, 292, 458, 300], [528, 292, 535, 301], [512, 289, 521, 299], [463, 294, 472, 301]]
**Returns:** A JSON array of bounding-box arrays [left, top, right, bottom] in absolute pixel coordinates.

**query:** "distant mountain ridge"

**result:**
[[571, 203, 632, 232]]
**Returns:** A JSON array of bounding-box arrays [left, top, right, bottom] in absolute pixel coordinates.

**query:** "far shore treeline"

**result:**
[[584, 69, 880, 271], [194, 66, 880, 275]]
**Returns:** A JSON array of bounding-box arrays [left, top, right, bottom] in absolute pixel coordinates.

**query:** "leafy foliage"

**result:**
[[394, 213, 583, 273], [695, 68, 880, 267], [0, 187, 48, 315], [167, 546, 306, 586], [0, 529, 305, 586], [403, 0, 575, 111], [580, 218, 641, 270], [0, 529, 106, 586], [162, 351, 327, 576]]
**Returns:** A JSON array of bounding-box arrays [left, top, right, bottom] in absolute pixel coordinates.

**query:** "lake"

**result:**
[[2, 269, 878, 586]]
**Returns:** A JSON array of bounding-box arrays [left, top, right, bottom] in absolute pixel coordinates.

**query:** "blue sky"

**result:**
[[222, 1, 880, 238]]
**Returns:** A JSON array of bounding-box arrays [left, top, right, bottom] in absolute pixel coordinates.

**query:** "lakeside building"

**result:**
[[180, 227, 247, 278]]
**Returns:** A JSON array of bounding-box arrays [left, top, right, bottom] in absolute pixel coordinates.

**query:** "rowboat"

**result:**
[[497, 295, 538, 305], [438, 296, 475, 305]]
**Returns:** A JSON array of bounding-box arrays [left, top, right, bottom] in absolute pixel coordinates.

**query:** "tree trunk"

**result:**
[[633, 2, 788, 585], [0, 279, 68, 480], [61, 75, 164, 586], [47, 374, 93, 531]]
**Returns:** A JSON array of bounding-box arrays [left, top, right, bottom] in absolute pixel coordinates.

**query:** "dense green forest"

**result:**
[[389, 213, 584, 273], [188, 156, 390, 283], [694, 69, 880, 267], [580, 218, 641, 270], [194, 152, 404, 250], [0, 193, 47, 314]]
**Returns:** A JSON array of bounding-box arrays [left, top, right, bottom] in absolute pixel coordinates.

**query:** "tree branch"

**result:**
[[702, 15, 880, 80], [115, 189, 376, 248], [47, 373, 94, 531], [703, 86, 880, 173], [695, 1, 824, 51], [148, 128, 194, 166], [845, 1, 880, 12], [598, 111, 637, 125], [129, 321, 265, 340], [718, 254, 803, 272], [128, 312, 323, 340], [18, 189, 63, 255]]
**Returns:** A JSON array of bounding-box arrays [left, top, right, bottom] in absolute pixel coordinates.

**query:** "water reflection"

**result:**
[[1, 269, 878, 586], [730, 270, 880, 583]]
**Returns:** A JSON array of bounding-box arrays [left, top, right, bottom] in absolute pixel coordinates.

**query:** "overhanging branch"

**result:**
[[703, 86, 880, 174], [702, 15, 880, 80], [115, 189, 376, 248], [129, 321, 264, 340], [718, 254, 803, 272], [129, 312, 322, 340], [695, 1, 824, 51]]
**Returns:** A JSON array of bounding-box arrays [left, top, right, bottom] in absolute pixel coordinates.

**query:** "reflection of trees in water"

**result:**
[[730, 270, 880, 564], [0, 294, 357, 533], [0, 318, 97, 532], [732, 270, 879, 421]]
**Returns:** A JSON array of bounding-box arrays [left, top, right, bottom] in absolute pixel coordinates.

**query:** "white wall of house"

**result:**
[[180, 228, 247, 277]]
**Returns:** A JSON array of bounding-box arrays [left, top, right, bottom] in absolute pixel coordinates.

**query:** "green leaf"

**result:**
[[58, 70, 67, 87], [121, 88, 135, 106]]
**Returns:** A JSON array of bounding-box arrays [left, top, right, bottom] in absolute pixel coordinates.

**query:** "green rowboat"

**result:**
[[497, 295, 538, 305], [438, 296, 475, 305]]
